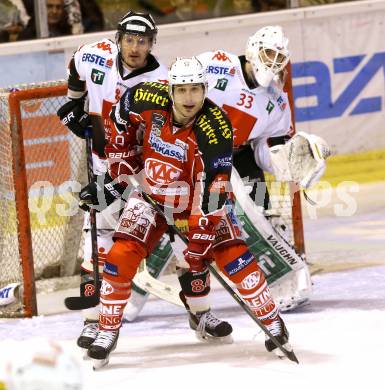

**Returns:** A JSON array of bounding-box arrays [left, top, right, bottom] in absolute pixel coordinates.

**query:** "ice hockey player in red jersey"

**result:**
[[57, 10, 171, 353], [78, 57, 293, 369]]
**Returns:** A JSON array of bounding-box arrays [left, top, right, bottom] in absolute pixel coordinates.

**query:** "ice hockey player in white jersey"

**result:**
[[57, 10, 170, 353], [175, 26, 330, 317]]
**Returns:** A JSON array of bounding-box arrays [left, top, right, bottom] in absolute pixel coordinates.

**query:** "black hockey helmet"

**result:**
[[116, 11, 158, 41]]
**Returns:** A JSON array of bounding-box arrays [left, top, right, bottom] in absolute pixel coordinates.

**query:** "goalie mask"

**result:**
[[246, 25, 290, 87], [168, 57, 208, 100]]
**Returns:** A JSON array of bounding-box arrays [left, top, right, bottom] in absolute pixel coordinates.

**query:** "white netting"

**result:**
[[0, 81, 87, 317]]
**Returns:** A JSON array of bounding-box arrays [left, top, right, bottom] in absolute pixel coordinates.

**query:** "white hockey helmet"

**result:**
[[4, 340, 82, 390], [246, 25, 290, 87], [168, 57, 208, 99]]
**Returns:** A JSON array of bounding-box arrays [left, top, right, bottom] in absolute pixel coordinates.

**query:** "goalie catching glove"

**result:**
[[57, 95, 90, 139], [269, 131, 331, 189]]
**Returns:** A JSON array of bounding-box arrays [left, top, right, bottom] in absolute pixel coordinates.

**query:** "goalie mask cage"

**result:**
[[0, 81, 86, 318], [0, 70, 304, 318]]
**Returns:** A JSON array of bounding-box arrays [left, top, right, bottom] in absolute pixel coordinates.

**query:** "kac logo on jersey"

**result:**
[[207, 66, 236, 77], [145, 158, 182, 184], [149, 132, 186, 161], [82, 53, 113, 68], [91, 68, 105, 85], [214, 78, 228, 91]]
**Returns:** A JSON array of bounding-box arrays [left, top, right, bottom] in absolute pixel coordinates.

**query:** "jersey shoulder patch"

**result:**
[[194, 100, 233, 147], [130, 82, 171, 114], [77, 39, 117, 71]]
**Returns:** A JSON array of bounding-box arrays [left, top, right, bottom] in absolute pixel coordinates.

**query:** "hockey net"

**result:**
[[0, 81, 86, 317], [0, 74, 304, 318]]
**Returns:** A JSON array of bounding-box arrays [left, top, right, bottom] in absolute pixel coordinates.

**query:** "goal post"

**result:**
[[0, 81, 86, 318], [285, 62, 305, 256]]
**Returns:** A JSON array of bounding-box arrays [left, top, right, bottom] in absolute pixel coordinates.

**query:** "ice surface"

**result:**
[[1, 265, 384, 390]]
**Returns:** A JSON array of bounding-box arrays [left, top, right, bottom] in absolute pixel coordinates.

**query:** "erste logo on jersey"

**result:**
[[82, 53, 113, 68], [145, 158, 182, 184], [149, 132, 186, 161], [276, 96, 287, 111], [207, 66, 236, 77]]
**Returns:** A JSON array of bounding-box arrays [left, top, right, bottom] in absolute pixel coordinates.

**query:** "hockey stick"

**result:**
[[133, 259, 184, 307], [129, 175, 299, 364], [65, 128, 100, 310]]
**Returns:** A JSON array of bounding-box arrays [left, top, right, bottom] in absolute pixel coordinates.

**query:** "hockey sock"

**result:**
[[99, 239, 146, 331], [177, 268, 211, 314], [214, 243, 279, 325]]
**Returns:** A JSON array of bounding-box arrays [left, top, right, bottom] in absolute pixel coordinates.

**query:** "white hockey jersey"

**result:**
[[197, 50, 292, 173], [70, 38, 168, 145], [68, 38, 168, 229]]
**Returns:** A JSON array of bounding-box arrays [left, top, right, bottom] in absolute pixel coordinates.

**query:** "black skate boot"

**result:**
[[265, 316, 292, 358], [88, 330, 119, 369], [179, 291, 233, 343], [189, 310, 233, 344], [77, 320, 98, 354]]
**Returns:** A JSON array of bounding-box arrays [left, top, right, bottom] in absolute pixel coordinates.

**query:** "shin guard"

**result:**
[[215, 243, 279, 325], [99, 239, 146, 330]]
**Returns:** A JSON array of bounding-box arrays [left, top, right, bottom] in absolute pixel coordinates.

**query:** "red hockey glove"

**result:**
[[184, 227, 216, 272]]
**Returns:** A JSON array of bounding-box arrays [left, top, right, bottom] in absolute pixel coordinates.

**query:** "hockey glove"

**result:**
[[184, 227, 216, 273], [57, 97, 90, 139], [79, 173, 126, 212]]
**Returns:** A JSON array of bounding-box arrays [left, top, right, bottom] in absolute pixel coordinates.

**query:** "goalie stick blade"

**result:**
[[64, 294, 100, 310], [133, 269, 183, 307]]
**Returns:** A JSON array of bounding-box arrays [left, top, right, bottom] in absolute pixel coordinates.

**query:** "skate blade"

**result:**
[[274, 342, 293, 359], [195, 331, 234, 345], [92, 357, 109, 370]]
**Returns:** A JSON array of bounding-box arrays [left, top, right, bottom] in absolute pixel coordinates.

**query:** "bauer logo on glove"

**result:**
[[57, 96, 90, 139]]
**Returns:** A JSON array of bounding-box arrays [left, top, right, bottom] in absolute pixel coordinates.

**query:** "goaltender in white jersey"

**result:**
[[57, 10, 170, 353], [188, 26, 330, 312]]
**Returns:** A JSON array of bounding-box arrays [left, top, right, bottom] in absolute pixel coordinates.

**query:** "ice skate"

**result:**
[[88, 330, 119, 369], [77, 320, 98, 357], [189, 310, 233, 344], [265, 316, 293, 358]]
